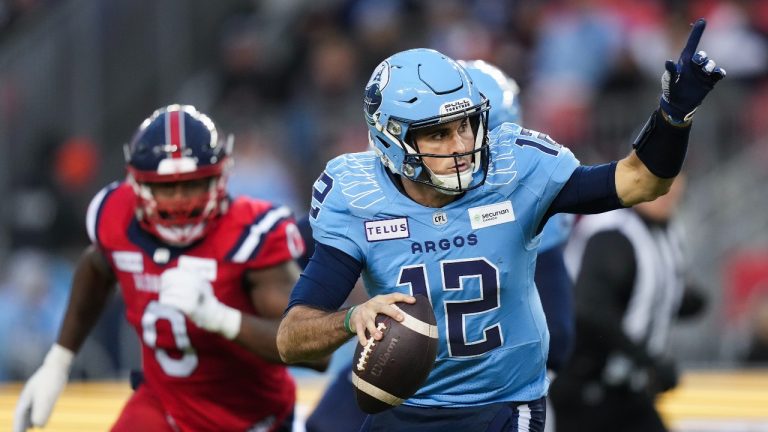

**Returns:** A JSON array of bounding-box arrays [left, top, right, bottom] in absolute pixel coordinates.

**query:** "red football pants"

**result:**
[[111, 386, 177, 432]]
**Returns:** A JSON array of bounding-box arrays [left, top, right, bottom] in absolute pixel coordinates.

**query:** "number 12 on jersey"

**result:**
[[397, 258, 502, 358]]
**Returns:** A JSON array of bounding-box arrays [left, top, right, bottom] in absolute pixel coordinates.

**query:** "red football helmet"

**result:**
[[124, 104, 233, 246]]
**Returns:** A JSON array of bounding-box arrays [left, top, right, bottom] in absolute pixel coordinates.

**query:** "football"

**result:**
[[351, 294, 438, 414]]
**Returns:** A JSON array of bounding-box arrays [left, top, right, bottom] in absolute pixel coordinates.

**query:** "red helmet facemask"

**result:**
[[129, 174, 229, 246]]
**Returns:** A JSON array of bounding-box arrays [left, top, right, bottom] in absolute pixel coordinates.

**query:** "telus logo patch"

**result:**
[[365, 217, 409, 242]]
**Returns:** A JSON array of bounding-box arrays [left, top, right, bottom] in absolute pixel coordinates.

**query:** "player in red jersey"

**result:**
[[13, 105, 307, 432]]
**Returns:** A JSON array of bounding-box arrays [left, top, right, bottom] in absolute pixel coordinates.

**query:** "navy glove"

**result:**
[[660, 19, 726, 122]]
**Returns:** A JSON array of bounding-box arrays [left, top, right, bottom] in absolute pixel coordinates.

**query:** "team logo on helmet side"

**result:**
[[364, 84, 383, 124], [367, 61, 390, 89], [364, 61, 390, 123]]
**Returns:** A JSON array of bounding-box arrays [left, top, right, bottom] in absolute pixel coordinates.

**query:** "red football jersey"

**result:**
[[86, 182, 304, 431]]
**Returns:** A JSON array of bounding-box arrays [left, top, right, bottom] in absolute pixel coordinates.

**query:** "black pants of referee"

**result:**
[[549, 377, 667, 432]]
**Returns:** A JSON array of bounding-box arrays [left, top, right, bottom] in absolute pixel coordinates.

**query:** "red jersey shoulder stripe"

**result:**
[[226, 206, 293, 263], [86, 181, 122, 245]]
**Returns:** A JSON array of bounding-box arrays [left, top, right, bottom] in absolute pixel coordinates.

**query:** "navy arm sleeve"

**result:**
[[286, 242, 363, 312], [295, 215, 315, 270], [544, 162, 624, 222], [534, 246, 574, 372]]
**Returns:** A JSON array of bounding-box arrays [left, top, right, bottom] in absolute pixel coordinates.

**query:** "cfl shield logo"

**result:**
[[432, 210, 448, 226], [366, 61, 390, 89], [440, 98, 472, 115]]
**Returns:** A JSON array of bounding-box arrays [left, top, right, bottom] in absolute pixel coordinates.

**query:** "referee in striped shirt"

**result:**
[[550, 177, 706, 432]]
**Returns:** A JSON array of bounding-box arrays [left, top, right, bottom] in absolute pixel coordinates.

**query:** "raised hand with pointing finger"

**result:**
[[660, 19, 726, 123]]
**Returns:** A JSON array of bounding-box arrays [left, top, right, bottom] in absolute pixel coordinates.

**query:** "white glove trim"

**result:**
[[213, 303, 242, 340], [45, 344, 75, 369]]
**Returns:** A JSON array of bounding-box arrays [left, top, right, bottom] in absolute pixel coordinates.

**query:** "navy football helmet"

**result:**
[[364, 49, 490, 194], [459, 60, 522, 129], [124, 104, 233, 245]]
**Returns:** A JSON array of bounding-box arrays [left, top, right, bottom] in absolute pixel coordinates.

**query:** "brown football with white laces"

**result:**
[[351, 294, 438, 414]]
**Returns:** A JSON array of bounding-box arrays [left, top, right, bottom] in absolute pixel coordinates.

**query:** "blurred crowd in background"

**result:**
[[0, 0, 768, 382]]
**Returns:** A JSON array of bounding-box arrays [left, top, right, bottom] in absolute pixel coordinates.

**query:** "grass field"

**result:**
[[0, 370, 766, 431]]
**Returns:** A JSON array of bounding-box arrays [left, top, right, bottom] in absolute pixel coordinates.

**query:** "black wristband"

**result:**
[[632, 109, 691, 178]]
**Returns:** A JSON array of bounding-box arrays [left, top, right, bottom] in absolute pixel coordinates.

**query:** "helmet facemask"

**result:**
[[405, 108, 489, 195], [128, 173, 229, 246]]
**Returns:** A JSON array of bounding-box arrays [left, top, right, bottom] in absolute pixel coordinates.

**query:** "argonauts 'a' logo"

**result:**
[[364, 84, 382, 123], [364, 61, 390, 122], [367, 61, 390, 89]]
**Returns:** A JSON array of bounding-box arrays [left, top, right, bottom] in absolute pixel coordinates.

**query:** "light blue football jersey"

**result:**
[[309, 123, 579, 406]]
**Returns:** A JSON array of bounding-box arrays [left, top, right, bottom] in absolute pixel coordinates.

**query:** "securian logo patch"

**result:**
[[468, 201, 515, 229]]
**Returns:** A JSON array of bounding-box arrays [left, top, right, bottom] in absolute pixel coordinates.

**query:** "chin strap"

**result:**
[[424, 163, 474, 195]]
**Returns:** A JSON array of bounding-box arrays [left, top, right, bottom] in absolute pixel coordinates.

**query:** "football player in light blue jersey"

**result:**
[[279, 19, 724, 432], [303, 59, 574, 432]]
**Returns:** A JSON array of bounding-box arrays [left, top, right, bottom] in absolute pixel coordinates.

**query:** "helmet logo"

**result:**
[[440, 98, 472, 115], [364, 84, 382, 122], [364, 61, 390, 123], [366, 61, 390, 90], [157, 157, 198, 175]]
